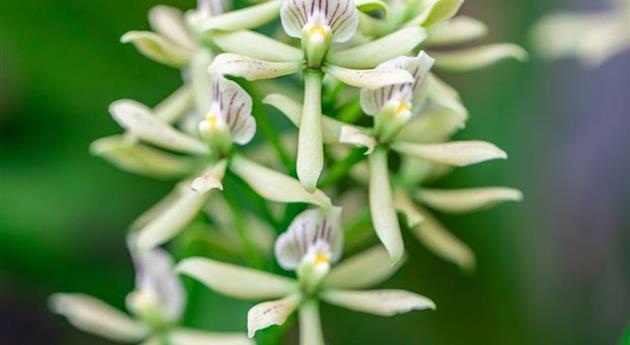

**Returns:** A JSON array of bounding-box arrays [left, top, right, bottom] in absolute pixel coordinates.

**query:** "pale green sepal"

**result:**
[[230, 154, 332, 209], [394, 107, 466, 143], [426, 73, 468, 120], [189, 0, 281, 32], [210, 53, 300, 81], [191, 160, 227, 193], [326, 27, 427, 68], [406, 0, 464, 28], [149, 5, 196, 49], [297, 72, 324, 192], [153, 84, 194, 123], [247, 294, 301, 338], [339, 126, 376, 154], [393, 190, 424, 228], [415, 187, 523, 213], [391, 141, 507, 167], [190, 49, 214, 112], [432, 44, 528, 71], [109, 100, 209, 155], [263, 94, 362, 143], [368, 148, 404, 263], [177, 257, 297, 300], [298, 300, 325, 345], [324, 65, 413, 90], [409, 205, 476, 272], [355, 0, 389, 16], [425, 16, 488, 46], [212, 30, 303, 62], [325, 246, 400, 289], [90, 135, 194, 179], [121, 31, 191, 67], [48, 293, 148, 342], [135, 162, 227, 250], [169, 328, 253, 345], [321, 289, 435, 316]]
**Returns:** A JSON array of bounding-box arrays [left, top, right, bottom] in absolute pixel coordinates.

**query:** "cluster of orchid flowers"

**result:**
[[50, 0, 526, 343]]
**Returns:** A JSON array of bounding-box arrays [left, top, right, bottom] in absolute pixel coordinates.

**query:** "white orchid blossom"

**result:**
[[93, 73, 331, 251], [50, 247, 252, 345], [177, 208, 434, 344], [206, 0, 429, 191]]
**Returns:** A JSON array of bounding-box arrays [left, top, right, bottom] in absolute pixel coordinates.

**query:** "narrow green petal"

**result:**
[[324, 65, 413, 90], [153, 84, 194, 123], [247, 295, 300, 337], [425, 16, 488, 46], [177, 257, 297, 300], [393, 190, 424, 228], [297, 72, 324, 191], [391, 141, 507, 167], [368, 148, 404, 263], [432, 44, 528, 71], [325, 246, 400, 289], [121, 31, 191, 67], [212, 30, 303, 62], [355, 0, 389, 16], [135, 162, 226, 250], [327, 27, 427, 68], [230, 154, 332, 209], [416, 187, 523, 213], [321, 289, 435, 316], [169, 328, 253, 345], [210, 53, 300, 81], [109, 100, 209, 155], [394, 107, 466, 143], [408, 205, 476, 272], [90, 135, 194, 179], [49, 293, 148, 342], [406, 0, 464, 28], [192, 0, 281, 32]]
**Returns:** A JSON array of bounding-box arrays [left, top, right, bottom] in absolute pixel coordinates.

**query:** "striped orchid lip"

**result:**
[[199, 74, 256, 145], [281, 0, 359, 43], [274, 207, 343, 271], [360, 51, 435, 118]]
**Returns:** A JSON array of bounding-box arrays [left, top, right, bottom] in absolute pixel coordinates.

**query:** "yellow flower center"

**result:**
[[313, 253, 330, 266], [206, 113, 219, 130], [394, 102, 411, 115], [308, 24, 329, 39]]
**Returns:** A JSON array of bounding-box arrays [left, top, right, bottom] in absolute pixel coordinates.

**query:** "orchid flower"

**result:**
[[177, 208, 434, 344], [349, 0, 526, 122], [531, 0, 630, 66], [264, 51, 515, 263], [206, 0, 430, 191], [93, 73, 331, 251], [50, 247, 252, 345]]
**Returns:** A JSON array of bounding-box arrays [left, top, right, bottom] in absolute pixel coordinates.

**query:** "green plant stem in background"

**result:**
[[222, 189, 266, 270], [245, 82, 296, 175], [319, 147, 366, 188], [337, 101, 363, 124]]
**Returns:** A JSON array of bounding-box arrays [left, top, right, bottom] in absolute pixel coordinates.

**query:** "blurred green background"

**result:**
[[1, 0, 628, 344]]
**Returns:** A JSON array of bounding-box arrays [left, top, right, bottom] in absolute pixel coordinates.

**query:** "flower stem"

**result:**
[[299, 299, 325, 345]]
